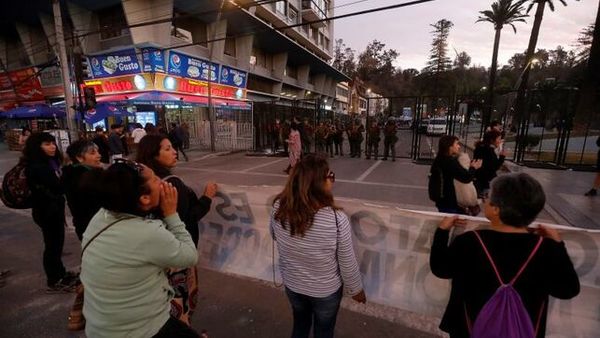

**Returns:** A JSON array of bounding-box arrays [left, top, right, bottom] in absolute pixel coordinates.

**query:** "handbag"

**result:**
[[454, 152, 479, 212], [67, 216, 134, 331]]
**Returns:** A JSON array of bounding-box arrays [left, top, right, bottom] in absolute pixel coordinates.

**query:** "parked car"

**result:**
[[427, 117, 448, 135]]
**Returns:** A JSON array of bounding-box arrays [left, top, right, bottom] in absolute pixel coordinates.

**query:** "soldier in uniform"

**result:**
[[382, 118, 398, 161], [366, 121, 381, 160], [301, 119, 314, 154], [325, 121, 335, 157], [333, 121, 344, 156], [315, 122, 327, 153]]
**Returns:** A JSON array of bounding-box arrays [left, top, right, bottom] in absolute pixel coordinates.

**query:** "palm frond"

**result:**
[[526, 2, 535, 14], [548, 1, 555, 11]]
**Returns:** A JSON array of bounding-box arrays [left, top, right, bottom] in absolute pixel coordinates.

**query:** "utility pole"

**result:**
[[52, 0, 77, 141]]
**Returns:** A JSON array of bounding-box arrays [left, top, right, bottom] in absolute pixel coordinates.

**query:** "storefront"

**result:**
[[81, 48, 252, 150]]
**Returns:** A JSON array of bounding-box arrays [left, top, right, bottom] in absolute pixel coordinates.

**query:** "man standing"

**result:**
[[366, 121, 381, 160], [108, 124, 125, 163], [333, 121, 344, 156], [382, 119, 398, 161], [168, 123, 189, 161]]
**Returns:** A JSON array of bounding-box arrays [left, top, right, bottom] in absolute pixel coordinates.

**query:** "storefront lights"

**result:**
[[134, 75, 146, 90], [164, 76, 176, 90], [235, 88, 243, 99]]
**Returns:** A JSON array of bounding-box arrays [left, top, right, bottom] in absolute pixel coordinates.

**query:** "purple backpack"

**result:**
[[467, 231, 544, 338]]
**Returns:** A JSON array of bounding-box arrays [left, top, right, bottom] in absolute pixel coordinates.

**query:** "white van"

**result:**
[[427, 117, 448, 135]]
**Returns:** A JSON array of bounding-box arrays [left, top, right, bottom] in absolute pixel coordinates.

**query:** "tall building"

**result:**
[[0, 0, 348, 151]]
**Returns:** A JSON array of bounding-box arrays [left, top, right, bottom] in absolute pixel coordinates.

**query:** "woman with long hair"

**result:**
[[136, 134, 217, 326], [80, 160, 200, 337], [23, 132, 77, 292], [284, 120, 302, 174], [429, 135, 482, 214], [270, 154, 366, 338], [473, 130, 505, 197]]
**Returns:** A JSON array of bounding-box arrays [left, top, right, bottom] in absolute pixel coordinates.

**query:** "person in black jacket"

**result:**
[[430, 173, 580, 338], [92, 127, 110, 164], [23, 132, 77, 292], [430, 135, 482, 214], [473, 130, 506, 197], [62, 140, 103, 241], [137, 134, 217, 326]]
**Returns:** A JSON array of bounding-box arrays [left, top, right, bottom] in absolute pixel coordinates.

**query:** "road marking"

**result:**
[[241, 158, 286, 172], [177, 166, 426, 190], [356, 160, 382, 182]]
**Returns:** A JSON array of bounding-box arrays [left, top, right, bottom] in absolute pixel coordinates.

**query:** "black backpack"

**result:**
[[0, 161, 32, 209], [428, 162, 444, 202]]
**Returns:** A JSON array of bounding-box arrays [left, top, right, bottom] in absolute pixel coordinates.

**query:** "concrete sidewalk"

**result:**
[[0, 204, 437, 338]]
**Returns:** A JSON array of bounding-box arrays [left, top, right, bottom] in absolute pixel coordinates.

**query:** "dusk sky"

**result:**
[[334, 0, 598, 70]]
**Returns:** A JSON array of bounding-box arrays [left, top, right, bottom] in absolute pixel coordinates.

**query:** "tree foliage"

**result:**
[[425, 19, 454, 74]]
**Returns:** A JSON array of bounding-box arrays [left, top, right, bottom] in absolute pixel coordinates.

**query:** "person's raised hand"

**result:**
[[470, 159, 483, 170], [533, 224, 561, 242], [439, 215, 467, 230], [203, 181, 218, 198], [160, 181, 178, 217]]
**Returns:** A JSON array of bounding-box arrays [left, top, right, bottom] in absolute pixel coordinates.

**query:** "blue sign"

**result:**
[[167, 51, 219, 82], [219, 65, 247, 88], [88, 49, 141, 78], [141, 48, 165, 73]]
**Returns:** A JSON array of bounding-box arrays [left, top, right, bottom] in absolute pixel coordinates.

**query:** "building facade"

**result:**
[[0, 0, 348, 151]]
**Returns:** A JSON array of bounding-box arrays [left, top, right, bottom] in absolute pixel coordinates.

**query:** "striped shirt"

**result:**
[[270, 202, 363, 298]]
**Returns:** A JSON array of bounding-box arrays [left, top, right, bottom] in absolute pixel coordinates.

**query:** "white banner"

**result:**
[[196, 185, 600, 337]]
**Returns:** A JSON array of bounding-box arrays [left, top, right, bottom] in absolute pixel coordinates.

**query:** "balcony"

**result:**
[[301, 0, 326, 28]]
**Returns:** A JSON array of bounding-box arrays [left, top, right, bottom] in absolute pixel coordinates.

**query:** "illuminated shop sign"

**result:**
[[141, 48, 165, 73], [167, 51, 219, 82], [88, 49, 141, 78], [154, 74, 246, 99], [83, 74, 153, 94], [219, 65, 247, 88]]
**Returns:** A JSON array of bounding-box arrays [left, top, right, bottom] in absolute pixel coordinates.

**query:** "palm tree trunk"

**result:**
[[575, 0, 600, 126], [588, 0, 600, 85], [514, 1, 546, 162], [486, 27, 502, 127]]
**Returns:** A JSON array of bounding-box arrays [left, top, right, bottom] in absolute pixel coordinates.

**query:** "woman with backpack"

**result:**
[[23, 132, 78, 292], [430, 173, 580, 338], [137, 134, 217, 326], [473, 130, 506, 197], [429, 135, 482, 214], [270, 154, 366, 338]]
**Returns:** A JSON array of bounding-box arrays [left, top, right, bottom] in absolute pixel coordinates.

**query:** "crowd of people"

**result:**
[[270, 116, 400, 173], [6, 116, 584, 338]]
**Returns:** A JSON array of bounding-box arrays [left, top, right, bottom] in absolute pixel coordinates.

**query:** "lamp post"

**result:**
[[514, 58, 540, 163], [365, 88, 372, 155]]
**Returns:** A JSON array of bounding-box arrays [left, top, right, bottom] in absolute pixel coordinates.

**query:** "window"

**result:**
[[289, 6, 298, 23], [171, 26, 193, 43], [319, 33, 324, 46], [276, 1, 287, 15], [302, 19, 309, 35], [98, 5, 129, 40], [324, 37, 330, 50], [224, 37, 236, 57], [251, 46, 267, 67], [312, 28, 319, 42]]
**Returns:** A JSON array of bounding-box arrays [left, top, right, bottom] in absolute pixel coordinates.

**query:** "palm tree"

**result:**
[[477, 0, 528, 127], [513, 0, 572, 162]]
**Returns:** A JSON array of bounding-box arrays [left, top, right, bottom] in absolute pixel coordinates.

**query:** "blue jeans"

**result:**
[[285, 287, 343, 338]]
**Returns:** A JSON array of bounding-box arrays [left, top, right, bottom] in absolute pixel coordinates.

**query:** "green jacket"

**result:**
[[81, 209, 198, 338]]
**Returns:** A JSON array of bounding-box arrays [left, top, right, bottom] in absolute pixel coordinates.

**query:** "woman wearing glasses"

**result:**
[[270, 154, 366, 338], [80, 160, 200, 338]]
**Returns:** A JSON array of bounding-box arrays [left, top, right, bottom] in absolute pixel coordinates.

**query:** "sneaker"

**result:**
[[584, 189, 597, 196], [46, 278, 77, 293]]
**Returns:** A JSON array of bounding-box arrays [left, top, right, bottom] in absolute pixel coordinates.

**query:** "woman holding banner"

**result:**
[[430, 173, 580, 338], [137, 134, 217, 327], [270, 154, 366, 338]]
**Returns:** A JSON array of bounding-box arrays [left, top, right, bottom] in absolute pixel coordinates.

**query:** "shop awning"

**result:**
[[77, 103, 134, 124], [2, 104, 65, 119], [96, 91, 251, 110]]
